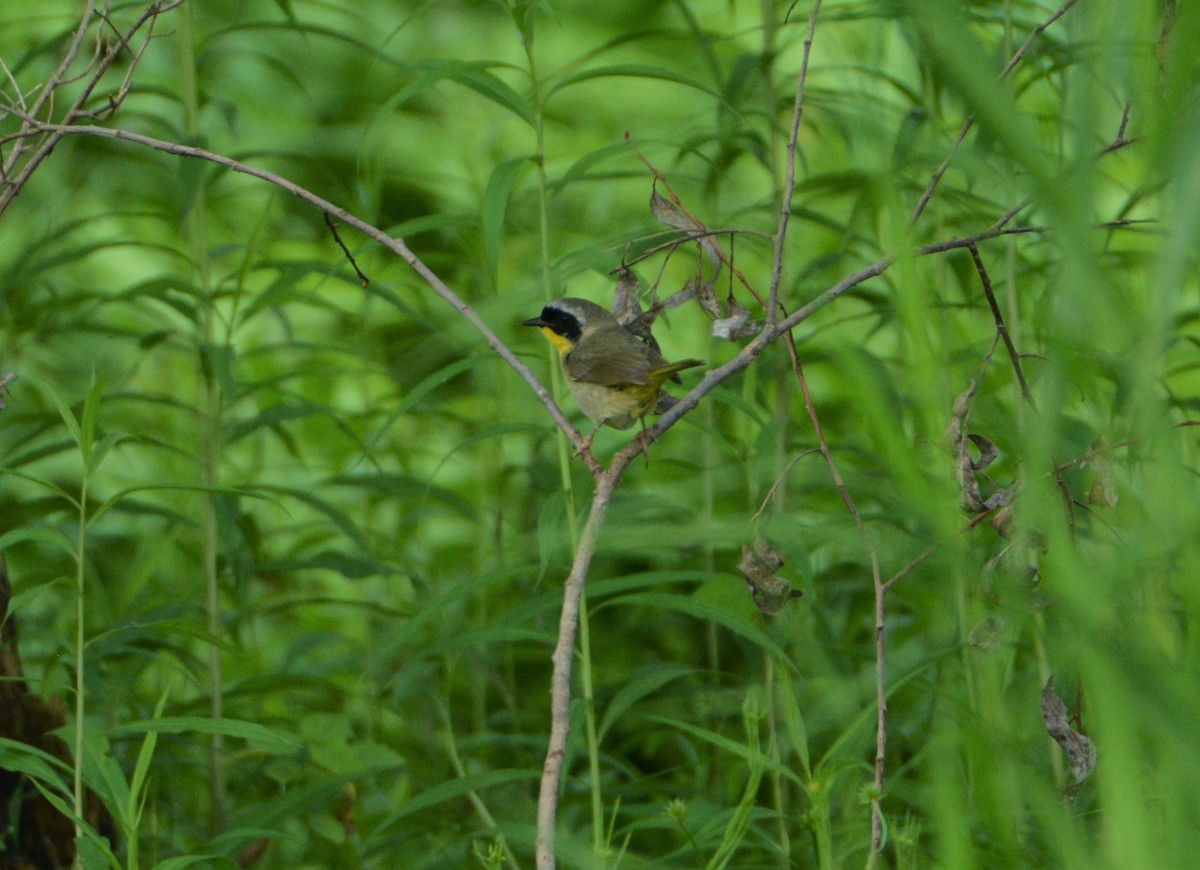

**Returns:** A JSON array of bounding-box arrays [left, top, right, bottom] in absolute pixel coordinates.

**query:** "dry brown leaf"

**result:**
[[713, 296, 759, 340], [612, 265, 644, 326], [649, 186, 723, 270], [1085, 439, 1119, 507], [739, 540, 803, 615], [1041, 676, 1097, 791]]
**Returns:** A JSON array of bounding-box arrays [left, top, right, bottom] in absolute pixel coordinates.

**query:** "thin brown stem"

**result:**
[[968, 243, 1036, 408], [769, 0, 821, 327], [0, 1, 173, 216], [881, 544, 940, 595], [325, 213, 370, 288], [11, 119, 593, 462]]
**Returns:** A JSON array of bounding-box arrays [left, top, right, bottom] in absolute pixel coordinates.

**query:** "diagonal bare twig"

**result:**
[[968, 243, 1037, 408], [6, 118, 591, 462], [769, 0, 821, 327]]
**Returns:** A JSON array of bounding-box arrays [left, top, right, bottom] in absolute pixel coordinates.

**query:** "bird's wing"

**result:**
[[564, 328, 652, 386]]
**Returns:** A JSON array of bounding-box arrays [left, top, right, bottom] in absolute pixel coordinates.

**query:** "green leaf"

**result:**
[[106, 717, 301, 754], [80, 369, 106, 466], [596, 592, 797, 671], [639, 715, 804, 789], [152, 856, 225, 870], [597, 664, 698, 744], [0, 526, 78, 559], [366, 769, 538, 851], [199, 342, 237, 398], [86, 617, 239, 656], [545, 64, 721, 102], [0, 738, 73, 794], [361, 354, 487, 456], [380, 60, 535, 126], [482, 156, 529, 287], [44, 382, 82, 447], [128, 686, 171, 829], [776, 663, 812, 781]]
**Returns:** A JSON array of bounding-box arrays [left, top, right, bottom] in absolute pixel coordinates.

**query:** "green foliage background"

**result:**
[[1, 0, 1198, 867]]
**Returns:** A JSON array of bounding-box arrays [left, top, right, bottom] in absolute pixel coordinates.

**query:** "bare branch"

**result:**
[[0, 2, 175, 216], [968, 243, 1036, 408], [769, 0, 821, 327], [10, 119, 589, 456]]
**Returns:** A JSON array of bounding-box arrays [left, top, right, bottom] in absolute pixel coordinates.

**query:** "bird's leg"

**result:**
[[576, 426, 599, 457], [635, 417, 652, 465]]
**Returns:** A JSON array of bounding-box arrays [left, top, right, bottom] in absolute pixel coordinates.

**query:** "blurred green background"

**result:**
[[1, 0, 1198, 867]]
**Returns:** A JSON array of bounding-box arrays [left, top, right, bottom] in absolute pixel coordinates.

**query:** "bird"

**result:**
[[522, 297, 703, 450]]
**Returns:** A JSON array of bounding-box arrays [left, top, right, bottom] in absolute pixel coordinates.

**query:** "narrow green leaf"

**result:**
[[366, 769, 538, 851], [0, 526, 78, 559], [640, 715, 804, 788], [44, 382, 82, 447], [0, 738, 73, 794], [88, 430, 124, 476], [482, 156, 529, 286], [83, 729, 131, 833], [152, 856, 224, 870], [106, 716, 301, 754], [596, 592, 797, 671], [545, 63, 721, 102], [80, 370, 106, 465], [21, 777, 121, 869], [776, 662, 812, 781], [88, 483, 274, 528], [597, 664, 698, 744], [86, 617, 239, 656], [361, 354, 486, 456], [128, 685, 171, 829], [199, 342, 237, 398]]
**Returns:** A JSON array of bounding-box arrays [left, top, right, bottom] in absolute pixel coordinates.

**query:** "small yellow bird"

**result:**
[[522, 297, 703, 446]]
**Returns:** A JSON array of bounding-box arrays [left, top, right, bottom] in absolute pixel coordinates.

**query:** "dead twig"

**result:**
[[968, 243, 1036, 408]]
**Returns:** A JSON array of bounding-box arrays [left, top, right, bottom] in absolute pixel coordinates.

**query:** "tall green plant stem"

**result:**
[[522, 16, 607, 857], [177, 5, 228, 833], [72, 472, 88, 845]]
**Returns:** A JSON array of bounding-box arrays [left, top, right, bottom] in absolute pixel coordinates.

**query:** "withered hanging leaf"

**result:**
[[713, 296, 760, 340], [739, 540, 802, 615], [1041, 677, 1097, 790], [967, 615, 1004, 650], [0, 372, 15, 411], [660, 282, 697, 312], [612, 265, 644, 326], [1085, 439, 1118, 507], [691, 277, 722, 319], [967, 433, 999, 471], [983, 487, 1013, 510], [947, 387, 984, 511], [650, 186, 697, 232], [649, 186, 723, 270], [988, 500, 1015, 538]]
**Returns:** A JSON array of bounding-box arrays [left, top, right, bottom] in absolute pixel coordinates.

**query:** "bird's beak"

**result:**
[[521, 317, 550, 328]]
